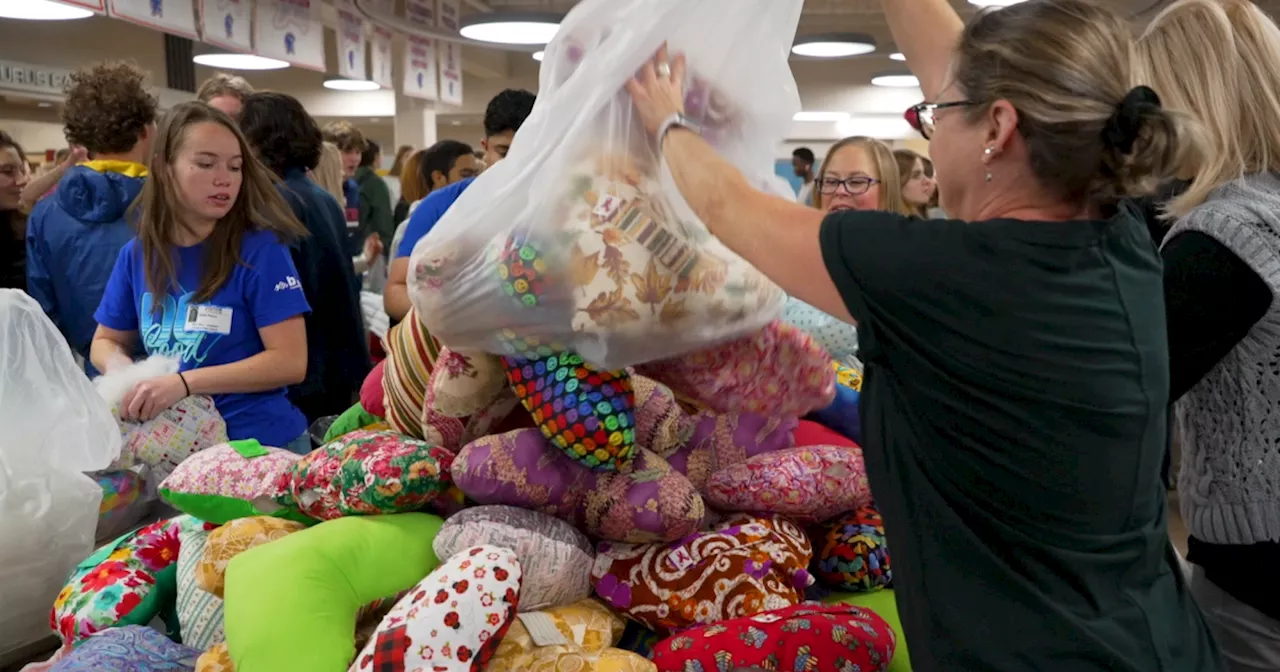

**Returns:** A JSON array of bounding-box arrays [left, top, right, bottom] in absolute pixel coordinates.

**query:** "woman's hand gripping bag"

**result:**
[[488, 599, 656, 672], [51, 518, 183, 645], [222, 513, 445, 672], [406, 0, 806, 371], [158, 439, 308, 525], [0, 291, 120, 652], [591, 514, 813, 635], [351, 545, 521, 672]]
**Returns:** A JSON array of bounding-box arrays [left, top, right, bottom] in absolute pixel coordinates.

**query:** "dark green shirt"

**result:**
[[355, 166, 395, 256], [819, 207, 1219, 671]]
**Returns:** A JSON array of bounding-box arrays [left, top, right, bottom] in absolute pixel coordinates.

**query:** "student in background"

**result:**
[[239, 92, 372, 423], [389, 140, 478, 263], [19, 146, 88, 209], [322, 121, 366, 257], [91, 102, 312, 453], [384, 144, 413, 206], [1, 131, 30, 290], [792, 147, 816, 205], [383, 89, 535, 321], [355, 139, 394, 259], [894, 148, 937, 218], [196, 73, 253, 121], [26, 61, 158, 372], [315, 142, 382, 275], [392, 148, 425, 226]]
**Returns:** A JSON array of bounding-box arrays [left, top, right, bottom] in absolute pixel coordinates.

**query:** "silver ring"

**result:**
[[656, 61, 671, 78]]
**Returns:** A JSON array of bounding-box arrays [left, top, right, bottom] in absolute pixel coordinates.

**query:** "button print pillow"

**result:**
[[815, 505, 892, 593], [705, 445, 871, 523], [591, 514, 813, 635], [351, 545, 522, 672]]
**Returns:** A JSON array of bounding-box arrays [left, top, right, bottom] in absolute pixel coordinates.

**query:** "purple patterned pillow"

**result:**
[[665, 411, 797, 491], [50, 625, 200, 671], [452, 429, 704, 543]]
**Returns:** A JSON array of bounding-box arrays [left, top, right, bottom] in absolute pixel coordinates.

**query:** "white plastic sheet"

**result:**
[[407, 0, 802, 369], [0, 290, 120, 655]]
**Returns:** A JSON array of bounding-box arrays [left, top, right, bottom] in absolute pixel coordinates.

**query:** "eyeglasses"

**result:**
[[818, 175, 879, 196], [905, 100, 982, 140]]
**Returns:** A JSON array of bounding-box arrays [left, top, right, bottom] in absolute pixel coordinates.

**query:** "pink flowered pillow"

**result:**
[[636, 320, 835, 417], [351, 545, 522, 672], [158, 440, 304, 525], [705, 445, 871, 523]]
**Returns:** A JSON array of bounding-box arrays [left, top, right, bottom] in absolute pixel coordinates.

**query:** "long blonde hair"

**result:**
[[1137, 0, 1280, 217], [314, 141, 346, 205], [134, 102, 306, 303], [893, 149, 930, 217], [814, 136, 913, 216]]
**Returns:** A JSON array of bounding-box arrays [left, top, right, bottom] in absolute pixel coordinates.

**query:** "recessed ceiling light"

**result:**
[[532, 51, 544, 62], [793, 111, 850, 122], [968, 0, 1025, 6], [460, 12, 561, 45], [0, 0, 93, 20], [193, 53, 289, 71], [324, 79, 381, 91], [889, 52, 906, 61], [451, 120, 462, 126], [792, 33, 876, 58], [872, 73, 920, 88]]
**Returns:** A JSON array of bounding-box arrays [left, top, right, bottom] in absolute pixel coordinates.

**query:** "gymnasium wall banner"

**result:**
[[436, 0, 462, 106], [254, 0, 326, 72], [198, 0, 252, 53], [108, 0, 199, 39], [403, 0, 439, 100], [336, 0, 367, 81]]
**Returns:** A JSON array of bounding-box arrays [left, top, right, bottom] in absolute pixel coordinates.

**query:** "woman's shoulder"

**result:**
[[1173, 172, 1280, 241], [240, 228, 292, 256]]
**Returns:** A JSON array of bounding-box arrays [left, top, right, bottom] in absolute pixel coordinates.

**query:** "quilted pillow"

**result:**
[[51, 518, 182, 645], [351, 545, 521, 672], [197, 516, 307, 598], [49, 625, 200, 672], [705, 445, 871, 523], [224, 513, 444, 672], [433, 505, 593, 612], [636, 321, 835, 418], [488, 599, 656, 672], [591, 514, 813, 634], [272, 429, 454, 521], [361, 360, 388, 418], [159, 439, 306, 525], [176, 517, 226, 651], [452, 429, 704, 544], [663, 411, 796, 490], [120, 395, 229, 483], [632, 375, 683, 453], [816, 505, 892, 594], [502, 351, 637, 472], [650, 603, 897, 672], [823, 590, 911, 672], [93, 469, 150, 542]]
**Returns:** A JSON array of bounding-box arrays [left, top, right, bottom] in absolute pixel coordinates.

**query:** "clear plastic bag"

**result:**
[[407, 0, 802, 370], [0, 290, 120, 655]]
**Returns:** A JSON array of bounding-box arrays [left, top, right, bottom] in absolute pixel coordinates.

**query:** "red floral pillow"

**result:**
[[651, 603, 897, 672]]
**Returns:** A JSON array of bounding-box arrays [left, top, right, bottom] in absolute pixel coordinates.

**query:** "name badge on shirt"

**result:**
[[185, 304, 233, 335]]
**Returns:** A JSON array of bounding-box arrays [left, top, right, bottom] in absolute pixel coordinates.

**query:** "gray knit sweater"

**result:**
[[1165, 171, 1280, 545]]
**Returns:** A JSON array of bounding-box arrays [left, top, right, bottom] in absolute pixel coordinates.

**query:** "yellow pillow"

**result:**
[[196, 517, 305, 598], [489, 599, 656, 672]]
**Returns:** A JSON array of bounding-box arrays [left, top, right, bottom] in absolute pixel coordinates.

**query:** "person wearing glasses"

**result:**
[[624, 0, 1220, 668]]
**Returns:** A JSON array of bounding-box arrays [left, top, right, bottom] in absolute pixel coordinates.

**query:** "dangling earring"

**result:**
[[983, 146, 994, 183]]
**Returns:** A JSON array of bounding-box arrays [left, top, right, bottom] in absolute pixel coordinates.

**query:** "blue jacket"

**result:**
[[26, 162, 146, 368]]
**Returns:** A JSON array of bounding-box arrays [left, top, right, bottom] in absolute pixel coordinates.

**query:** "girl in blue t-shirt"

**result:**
[[91, 102, 314, 453]]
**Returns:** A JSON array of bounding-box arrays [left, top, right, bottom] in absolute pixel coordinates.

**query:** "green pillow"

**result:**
[[823, 589, 911, 672], [223, 513, 444, 671], [323, 403, 384, 444], [158, 440, 313, 525]]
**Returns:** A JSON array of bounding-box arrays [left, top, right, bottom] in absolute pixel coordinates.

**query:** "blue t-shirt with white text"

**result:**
[[94, 230, 312, 448], [396, 178, 474, 258]]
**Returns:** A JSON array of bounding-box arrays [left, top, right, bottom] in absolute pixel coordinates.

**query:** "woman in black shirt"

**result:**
[[624, 0, 1220, 669]]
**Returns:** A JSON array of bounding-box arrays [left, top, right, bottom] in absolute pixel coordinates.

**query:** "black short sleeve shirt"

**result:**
[[818, 207, 1219, 671]]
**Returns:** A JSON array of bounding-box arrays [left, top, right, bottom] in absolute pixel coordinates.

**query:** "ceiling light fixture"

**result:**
[[324, 79, 382, 91], [889, 52, 906, 61], [871, 72, 921, 88], [532, 51, 545, 62], [460, 12, 561, 45], [0, 0, 93, 20], [793, 111, 851, 122], [791, 33, 876, 58], [193, 53, 289, 71]]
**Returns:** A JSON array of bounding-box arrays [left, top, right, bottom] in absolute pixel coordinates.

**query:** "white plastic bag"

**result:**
[[407, 0, 802, 369], [0, 290, 120, 656]]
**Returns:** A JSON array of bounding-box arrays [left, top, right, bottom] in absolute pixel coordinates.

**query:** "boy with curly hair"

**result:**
[[26, 60, 157, 371]]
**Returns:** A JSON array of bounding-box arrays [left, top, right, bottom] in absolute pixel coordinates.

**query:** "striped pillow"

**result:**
[[381, 308, 441, 441], [175, 516, 225, 651]]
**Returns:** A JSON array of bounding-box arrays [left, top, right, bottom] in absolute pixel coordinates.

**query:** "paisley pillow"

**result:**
[[815, 505, 892, 594], [650, 603, 897, 672], [664, 411, 796, 491], [631, 375, 684, 453], [51, 518, 182, 645], [705, 445, 871, 523], [591, 514, 813, 635], [488, 599, 656, 672], [49, 625, 200, 672], [452, 429, 704, 544], [351, 546, 521, 672], [272, 429, 454, 521], [433, 506, 594, 612], [175, 516, 226, 651], [636, 320, 835, 418], [159, 439, 306, 525], [197, 516, 307, 598]]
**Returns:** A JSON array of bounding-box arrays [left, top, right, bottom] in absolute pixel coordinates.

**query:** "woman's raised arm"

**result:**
[[879, 0, 965, 100]]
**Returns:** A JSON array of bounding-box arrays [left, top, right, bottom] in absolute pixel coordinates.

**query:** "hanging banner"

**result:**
[[198, 0, 252, 53], [404, 0, 434, 28], [54, 0, 106, 13], [370, 25, 393, 89], [404, 36, 438, 100], [108, 0, 198, 38], [436, 0, 463, 105], [254, 0, 325, 72], [336, 0, 366, 81]]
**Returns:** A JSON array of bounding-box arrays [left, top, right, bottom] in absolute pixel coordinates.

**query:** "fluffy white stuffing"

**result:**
[[94, 355, 180, 409]]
